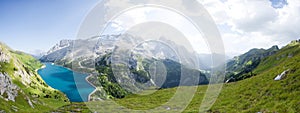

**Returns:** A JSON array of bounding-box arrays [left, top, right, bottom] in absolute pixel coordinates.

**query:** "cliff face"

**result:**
[[0, 45, 20, 102], [39, 40, 73, 62], [0, 42, 69, 112]]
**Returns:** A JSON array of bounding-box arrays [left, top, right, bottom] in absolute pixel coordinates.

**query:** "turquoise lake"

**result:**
[[37, 63, 95, 102]]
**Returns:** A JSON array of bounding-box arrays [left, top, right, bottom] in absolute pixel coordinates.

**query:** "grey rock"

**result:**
[[0, 48, 10, 63], [26, 96, 34, 108], [11, 105, 18, 112], [274, 69, 289, 81], [0, 73, 19, 102], [40, 40, 73, 62]]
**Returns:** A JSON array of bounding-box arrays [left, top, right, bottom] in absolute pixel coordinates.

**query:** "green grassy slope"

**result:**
[[225, 45, 279, 81], [209, 41, 300, 112], [0, 43, 69, 113]]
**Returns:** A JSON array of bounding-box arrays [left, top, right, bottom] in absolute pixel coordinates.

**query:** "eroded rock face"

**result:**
[[39, 40, 73, 62], [13, 65, 31, 85], [0, 73, 19, 102], [0, 45, 19, 102], [0, 48, 10, 63]]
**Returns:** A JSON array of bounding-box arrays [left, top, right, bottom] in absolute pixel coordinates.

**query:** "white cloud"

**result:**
[[101, 0, 300, 58], [199, 0, 300, 57], [106, 6, 210, 54]]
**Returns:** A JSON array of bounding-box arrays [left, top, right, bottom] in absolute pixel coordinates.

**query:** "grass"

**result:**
[[0, 92, 69, 113], [11, 51, 43, 71], [209, 43, 300, 113], [0, 59, 16, 75]]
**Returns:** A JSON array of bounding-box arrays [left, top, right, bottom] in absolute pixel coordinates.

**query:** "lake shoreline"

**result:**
[[86, 74, 97, 101], [35, 64, 46, 72]]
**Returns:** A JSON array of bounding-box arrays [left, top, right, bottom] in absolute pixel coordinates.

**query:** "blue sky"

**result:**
[[270, 0, 288, 8], [0, 0, 99, 54]]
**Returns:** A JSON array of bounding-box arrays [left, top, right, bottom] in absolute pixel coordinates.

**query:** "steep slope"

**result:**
[[225, 45, 279, 82], [0, 42, 69, 113], [209, 40, 300, 112], [89, 53, 208, 100]]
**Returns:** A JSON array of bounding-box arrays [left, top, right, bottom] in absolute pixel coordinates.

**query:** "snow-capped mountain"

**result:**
[[40, 33, 215, 72], [39, 40, 73, 62]]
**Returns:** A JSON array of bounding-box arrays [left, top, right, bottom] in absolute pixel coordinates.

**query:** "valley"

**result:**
[[1, 1, 299, 113], [51, 39, 300, 113], [1, 38, 299, 112]]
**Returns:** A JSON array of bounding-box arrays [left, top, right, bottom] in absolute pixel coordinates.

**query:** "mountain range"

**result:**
[[38, 34, 299, 100], [0, 37, 299, 112], [39, 34, 223, 72], [40, 34, 211, 99]]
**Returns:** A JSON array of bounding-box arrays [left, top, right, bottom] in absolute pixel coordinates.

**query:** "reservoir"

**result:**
[[37, 63, 95, 102]]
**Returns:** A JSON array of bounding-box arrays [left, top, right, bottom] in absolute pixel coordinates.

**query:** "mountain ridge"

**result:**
[[225, 45, 280, 82]]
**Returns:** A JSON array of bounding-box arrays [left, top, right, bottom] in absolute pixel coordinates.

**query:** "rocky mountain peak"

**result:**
[[46, 39, 73, 55], [270, 45, 279, 50]]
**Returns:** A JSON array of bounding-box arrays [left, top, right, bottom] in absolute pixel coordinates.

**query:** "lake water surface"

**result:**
[[38, 63, 95, 102]]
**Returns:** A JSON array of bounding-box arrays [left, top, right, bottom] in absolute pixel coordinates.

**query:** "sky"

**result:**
[[0, 0, 99, 55], [0, 0, 299, 57]]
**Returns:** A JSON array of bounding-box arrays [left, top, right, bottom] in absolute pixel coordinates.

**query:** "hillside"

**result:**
[[52, 40, 300, 112], [0, 42, 69, 113], [225, 45, 279, 82], [208, 40, 300, 112], [89, 52, 209, 100]]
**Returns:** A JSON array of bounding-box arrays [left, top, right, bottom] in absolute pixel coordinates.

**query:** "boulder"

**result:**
[[0, 73, 19, 102], [274, 69, 289, 81]]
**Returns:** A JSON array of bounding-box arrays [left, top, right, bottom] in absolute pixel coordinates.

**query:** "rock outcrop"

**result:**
[[0, 48, 10, 62], [274, 69, 289, 81], [40, 40, 73, 62], [0, 73, 19, 102]]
